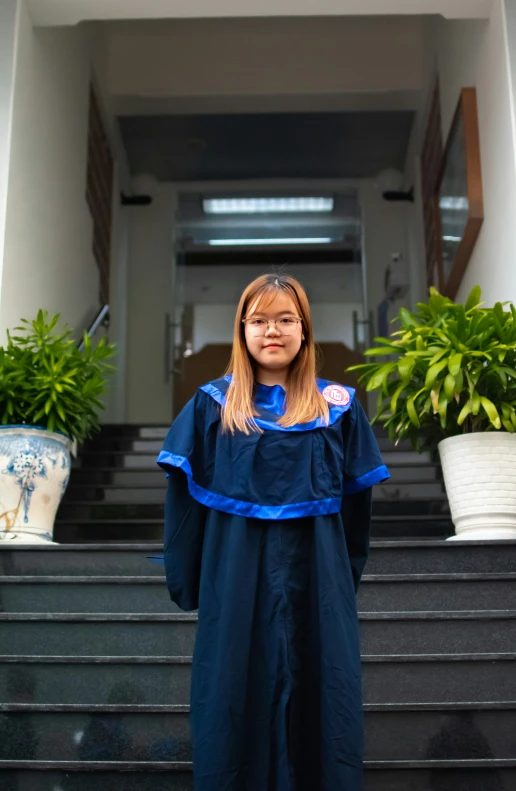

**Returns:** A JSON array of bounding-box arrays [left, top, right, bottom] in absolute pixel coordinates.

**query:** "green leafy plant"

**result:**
[[347, 286, 516, 453], [0, 310, 116, 442]]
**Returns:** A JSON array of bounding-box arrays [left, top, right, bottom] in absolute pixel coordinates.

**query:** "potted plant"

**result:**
[[347, 285, 516, 540], [0, 310, 115, 544]]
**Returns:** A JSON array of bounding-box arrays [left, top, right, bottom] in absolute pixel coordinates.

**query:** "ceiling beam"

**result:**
[[28, 0, 492, 26]]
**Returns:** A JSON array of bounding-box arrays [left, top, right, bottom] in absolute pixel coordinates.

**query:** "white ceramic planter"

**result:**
[[0, 426, 71, 544], [438, 432, 516, 540]]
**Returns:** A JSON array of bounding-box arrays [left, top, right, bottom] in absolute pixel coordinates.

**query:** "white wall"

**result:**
[[90, 34, 133, 424], [0, 11, 132, 424], [404, 2, 516, 308], [0, 0, 19, 296], [402, 16, 441, 310], [437, 3, 516, 305], [1, 4, 99, 340], [125, 186, 176, 424], [505, 0, 516, 146]]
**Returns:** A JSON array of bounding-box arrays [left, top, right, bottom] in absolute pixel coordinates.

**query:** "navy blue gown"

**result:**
[[148, 377, 390, 791]]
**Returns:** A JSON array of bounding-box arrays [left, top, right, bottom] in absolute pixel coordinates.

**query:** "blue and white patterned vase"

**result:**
[[0, 426, 71, 544]]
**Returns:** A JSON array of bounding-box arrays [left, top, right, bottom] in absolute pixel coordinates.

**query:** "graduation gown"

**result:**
[[148, 377, 390, 791]]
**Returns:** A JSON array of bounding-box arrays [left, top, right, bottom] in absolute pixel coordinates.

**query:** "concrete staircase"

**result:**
[[1, 425, 515, 789]]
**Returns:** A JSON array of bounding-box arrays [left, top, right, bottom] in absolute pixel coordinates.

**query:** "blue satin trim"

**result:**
[[342, 464, 390, 494], [157, 450, 342, 520], [200, 377, 354, 432]]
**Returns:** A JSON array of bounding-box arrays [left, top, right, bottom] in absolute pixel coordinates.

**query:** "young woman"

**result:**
[[150, 274, 390, 791]]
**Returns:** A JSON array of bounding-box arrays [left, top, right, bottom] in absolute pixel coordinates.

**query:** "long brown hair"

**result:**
[[222, 274, 329, 434]]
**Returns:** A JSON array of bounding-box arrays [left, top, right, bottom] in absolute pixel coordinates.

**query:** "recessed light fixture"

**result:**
[[208, 237, 334, 246], [203, 197, 334, 214]]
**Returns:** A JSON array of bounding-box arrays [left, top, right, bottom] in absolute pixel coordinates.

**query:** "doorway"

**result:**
[[169, 187, 369, 416]]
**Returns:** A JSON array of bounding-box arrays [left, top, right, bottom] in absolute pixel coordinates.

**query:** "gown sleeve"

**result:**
[[340, 397, 390, 593], [146, 393, 208, 611]]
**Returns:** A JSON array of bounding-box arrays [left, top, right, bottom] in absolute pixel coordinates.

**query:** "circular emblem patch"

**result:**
[[322, 384, 350, 407]]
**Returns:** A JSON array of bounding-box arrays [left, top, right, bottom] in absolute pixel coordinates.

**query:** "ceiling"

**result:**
[[118, 110, 415, 181]]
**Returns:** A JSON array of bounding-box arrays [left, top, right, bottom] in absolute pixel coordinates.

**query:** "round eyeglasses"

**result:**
[[242, 316, 302, 336]]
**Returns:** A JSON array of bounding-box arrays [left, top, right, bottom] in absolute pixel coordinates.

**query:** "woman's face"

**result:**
[[244, 291, 303, 374]]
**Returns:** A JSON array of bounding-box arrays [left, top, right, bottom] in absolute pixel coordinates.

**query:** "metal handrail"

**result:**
[[78, 304, 110, 351]]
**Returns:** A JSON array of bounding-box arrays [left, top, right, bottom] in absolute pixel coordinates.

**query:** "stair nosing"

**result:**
[[1, 758, 516, 771], [2, 572, 516, 583], [2, 609, 516, 621], [0, 702, 190, 713], [79, 449, 431, 459], [70, 463, 442, 472], [53, 515, 453, 524], [0, 612, 198, 621], [2, 700, 516, 714], [0, 760, 192, 771], [66, 479, 443, 489], [1, 651, 515, 664], [2, 539, 516, 550], [61, 497, 450, 506], [0, 654, 194, 663]]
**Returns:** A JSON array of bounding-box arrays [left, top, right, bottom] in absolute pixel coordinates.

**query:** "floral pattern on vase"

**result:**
[[0, 427, 71, 544]]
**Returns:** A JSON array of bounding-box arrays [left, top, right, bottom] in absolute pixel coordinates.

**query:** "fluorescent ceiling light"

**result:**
[[439, 196, 469, 211], [208, 237, 334, 246], [442, 235, 462, 243], [203, 197, 334, 214]]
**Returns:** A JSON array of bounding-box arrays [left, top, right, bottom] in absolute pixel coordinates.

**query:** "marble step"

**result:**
[[94, 426, 169, 439], [64, 480, 446, 504], [366, 540, 516, 574], [0, 763, 515, 791], [1, 573, 514, 614], [68, 464, 442, 486], [1, 610, 515, 656], [1, 652, 515, 706], [5, 541, 513, 576], [74, 450, 431, 470], [81, 436, 413, 454], [1, 702, 516, 763], [56, 499, 451, 521], [96, 425, 395, 440], [51, 516, 454, 543]]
